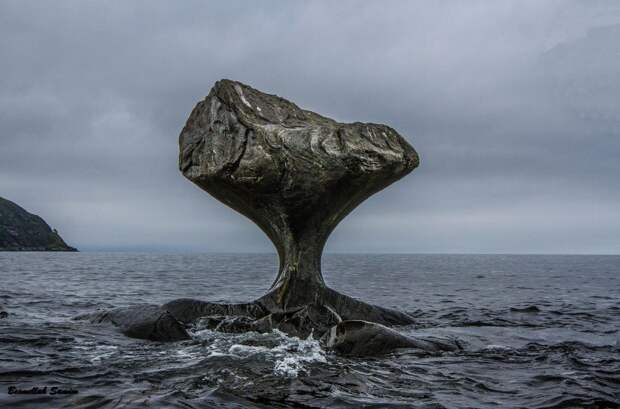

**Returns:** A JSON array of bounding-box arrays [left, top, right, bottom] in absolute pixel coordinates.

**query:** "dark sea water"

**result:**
[[0, 253, 619, 409]]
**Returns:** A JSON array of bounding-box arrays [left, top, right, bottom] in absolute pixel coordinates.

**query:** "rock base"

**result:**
[[76, 288, 459, 356]]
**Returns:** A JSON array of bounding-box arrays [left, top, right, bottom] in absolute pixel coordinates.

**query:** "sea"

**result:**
[[0, 253, 618, 409]]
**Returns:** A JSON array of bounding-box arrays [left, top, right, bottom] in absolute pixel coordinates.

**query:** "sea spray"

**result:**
[[191, 324, 327, 378]]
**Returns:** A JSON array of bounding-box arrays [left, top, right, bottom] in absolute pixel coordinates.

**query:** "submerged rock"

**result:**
[[510, 305, 541, 313], [0, 196, 76, 251]]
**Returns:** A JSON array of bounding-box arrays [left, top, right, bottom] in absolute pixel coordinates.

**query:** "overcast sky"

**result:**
[[1, 1, 619, 254]]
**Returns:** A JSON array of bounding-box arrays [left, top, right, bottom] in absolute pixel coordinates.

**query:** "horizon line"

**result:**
[[5, 250, 618, 256]]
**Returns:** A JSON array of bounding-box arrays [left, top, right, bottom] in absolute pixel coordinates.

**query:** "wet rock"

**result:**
[[77, 304, 190, 342], [162, 298, 266, 324], [254, 303, 342, 339], [197, 304, 342, 339], [198, 315, 260, 334], [322, 320, 460, 356], [317, 287, 415, 325]]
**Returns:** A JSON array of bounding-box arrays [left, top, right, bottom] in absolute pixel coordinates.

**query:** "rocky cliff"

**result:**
[[0, 197, 76, 251]]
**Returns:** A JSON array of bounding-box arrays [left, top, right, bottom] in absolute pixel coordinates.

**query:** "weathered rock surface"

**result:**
[[80, 80, 438, 355], [177, 79, 418, 321], [162, 298, 265, 324], [75, 304, 190, 342], [321, 320, 461, 356], [0, 196, 76, 251]]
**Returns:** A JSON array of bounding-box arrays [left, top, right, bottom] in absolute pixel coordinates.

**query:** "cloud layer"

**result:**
[[1, 1, 619, 253]]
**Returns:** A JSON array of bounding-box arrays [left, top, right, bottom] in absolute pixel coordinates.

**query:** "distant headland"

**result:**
[[0, 197, 76, 251]]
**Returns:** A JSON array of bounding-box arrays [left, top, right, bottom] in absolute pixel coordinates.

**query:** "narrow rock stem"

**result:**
[[271, 236, 325, 289]]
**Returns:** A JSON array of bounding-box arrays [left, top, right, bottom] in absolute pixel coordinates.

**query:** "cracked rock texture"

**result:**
[[179, 79, 419, 308]]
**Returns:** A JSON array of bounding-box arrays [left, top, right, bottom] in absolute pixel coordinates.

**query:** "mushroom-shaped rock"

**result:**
[[179, 80, 419, 320], [77, 80, 422, 348]]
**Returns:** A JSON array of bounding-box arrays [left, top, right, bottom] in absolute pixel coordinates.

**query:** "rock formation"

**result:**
[[177, 79, 418, 322], [321, 320, 461, 356], [76, 305, 190, 342], [79, 80, 455, 356], [0, 197, 76, 251]]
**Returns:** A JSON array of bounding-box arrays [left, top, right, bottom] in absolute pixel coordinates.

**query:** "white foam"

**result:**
[[190, 325, 327, 378], [228, 343, 269, 357], [271, 330, 326, 378], [88, 345, 118, 362], [484, 344, 512, 352]]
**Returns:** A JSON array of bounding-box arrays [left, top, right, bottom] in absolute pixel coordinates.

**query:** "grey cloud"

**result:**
[[1, 1, 619, 254]]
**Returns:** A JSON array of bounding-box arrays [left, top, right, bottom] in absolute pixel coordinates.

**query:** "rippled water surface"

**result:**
[[0, 253, 619, 408]]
